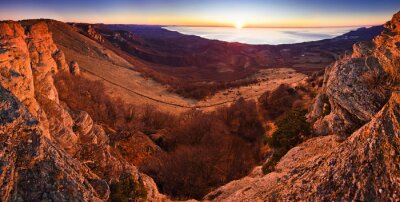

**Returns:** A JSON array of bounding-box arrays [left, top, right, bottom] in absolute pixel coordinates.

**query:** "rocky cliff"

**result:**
[[205, 11, 400, 201], [0, 20, 165, 201]]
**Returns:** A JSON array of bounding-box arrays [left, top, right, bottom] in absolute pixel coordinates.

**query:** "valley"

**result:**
[[42, 20, 382, 113], [1, 8, 399, 202]]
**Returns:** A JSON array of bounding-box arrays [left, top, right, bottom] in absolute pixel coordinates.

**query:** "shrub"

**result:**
[[259, 84, 301, 120], [263, 108, 311, 174], [268, 108, 310, 150], [110, 176, 147, 202]]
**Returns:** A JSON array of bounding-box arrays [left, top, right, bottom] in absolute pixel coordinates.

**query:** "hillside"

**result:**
[[75, 23, 383, 100], [45, 20, 309, 113], [205, 11, 400, 201], [29, 20, 381, 114]]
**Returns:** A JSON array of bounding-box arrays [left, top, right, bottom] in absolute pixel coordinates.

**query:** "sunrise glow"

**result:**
[[0, 0, 399, 27], [235, 20, 245, 29]]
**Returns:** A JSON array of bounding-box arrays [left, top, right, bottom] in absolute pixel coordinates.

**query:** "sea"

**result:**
[[164, 26, 360, 45]]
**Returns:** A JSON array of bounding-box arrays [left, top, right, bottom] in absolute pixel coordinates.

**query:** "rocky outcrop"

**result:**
[[308, 13, 400, 136], [0, 85, 107, 201], [70, 60, 81, 75], [205, 11, 400, 201], [206, 93, 400, 201], [53, 49, 69, 72], [25, 21, 79, 153], [0, 21, 41, 120], [112, 131, 160, 166], [0, 20, 165, 201], [87, 25, 104, 43], [309, 54, 390, 136]]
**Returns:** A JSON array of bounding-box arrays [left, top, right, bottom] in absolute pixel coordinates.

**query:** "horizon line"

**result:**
[[2, 18, 384, 29]]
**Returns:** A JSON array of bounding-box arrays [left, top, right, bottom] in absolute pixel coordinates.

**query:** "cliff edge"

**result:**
[[0, 20, 165, 201], [205, 11, 400, 202]]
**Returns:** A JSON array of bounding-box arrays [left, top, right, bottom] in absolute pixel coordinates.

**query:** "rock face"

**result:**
[[25, 21, 79, 153], [307, 12, 400, 136], [0, 20, 165, 201], [205, 11, 400, 201], [0, 21, 41, 120], [0, 85, 106, 201]]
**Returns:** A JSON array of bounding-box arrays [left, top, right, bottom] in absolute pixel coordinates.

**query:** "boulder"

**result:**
[[308, 12, 400, 136], [72, 110, 94, 137], [69, 60, 80, 75]]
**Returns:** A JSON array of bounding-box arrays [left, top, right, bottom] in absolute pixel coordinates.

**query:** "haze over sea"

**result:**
[[164, 26, 360, 45]]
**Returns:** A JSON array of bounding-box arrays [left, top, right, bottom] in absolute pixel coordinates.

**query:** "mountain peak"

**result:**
[[385, 11, 400, 32]]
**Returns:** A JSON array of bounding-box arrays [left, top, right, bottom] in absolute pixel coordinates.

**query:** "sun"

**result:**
[[235, 20, 245, 29]]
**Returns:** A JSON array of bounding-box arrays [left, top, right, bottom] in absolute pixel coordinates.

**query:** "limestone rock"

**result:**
[[25, 21, 80, 153], [70, 60, 80, 75], [53, 49, 69, 72], [26, 21, 60, 102], [0, 21, 41, 118], [308, 12, 400, 136], [310, 55, 390, 136], [87, 25, 104, 42], [0, 21, 25, 39], [72, 110, 94, 137], [41, 98, 78, 153], [385, 11, 400, 33], [0, 85, 106, 201], [0, 20, 166, 201]]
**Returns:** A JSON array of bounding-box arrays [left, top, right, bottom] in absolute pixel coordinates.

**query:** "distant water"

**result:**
[[164, 26, 360, 45]]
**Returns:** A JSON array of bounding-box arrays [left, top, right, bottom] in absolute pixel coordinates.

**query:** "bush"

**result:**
[[259, 84, 301, 120], [110, 176, 147, 202], [263, 108, 311, 174], [268, 108, 310, 150]]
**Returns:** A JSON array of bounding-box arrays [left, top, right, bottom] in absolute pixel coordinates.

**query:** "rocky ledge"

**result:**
[[0, 20, 165, 201], [205, 11, 400, 201]]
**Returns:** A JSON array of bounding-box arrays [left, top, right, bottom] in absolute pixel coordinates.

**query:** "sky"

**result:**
[[0, 0, 399, 27]]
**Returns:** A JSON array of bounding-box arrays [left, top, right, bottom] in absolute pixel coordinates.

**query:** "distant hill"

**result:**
[[66, 22, 384, 99]]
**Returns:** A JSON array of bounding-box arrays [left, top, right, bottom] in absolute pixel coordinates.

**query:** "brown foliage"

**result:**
[[55, 73, 266, 200], [54, 72, 175, 133], [258, 84, 301, 120], [140, 98, 265, 200]]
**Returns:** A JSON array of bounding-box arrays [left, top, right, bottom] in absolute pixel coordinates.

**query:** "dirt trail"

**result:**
[[82, 67, 307, 110]]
